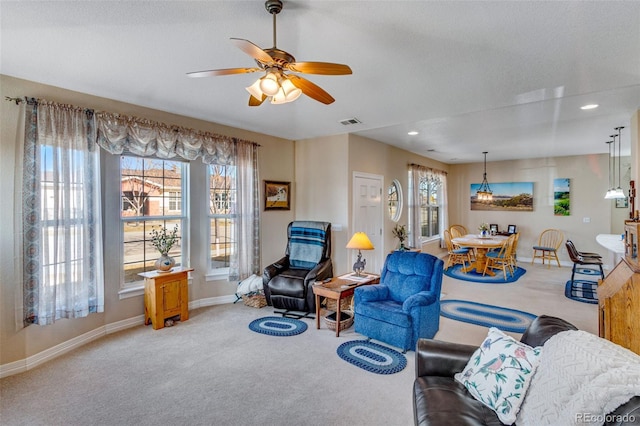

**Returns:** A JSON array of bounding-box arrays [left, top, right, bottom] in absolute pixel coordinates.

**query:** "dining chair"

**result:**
[[531, 228, 564, 268], [448, 224, 475, 259], [566, 239, 602, 259], [565, 240, 604, 283], [484, 234, 516, 279], [509, 232, 520, 268], [443, 229, 472, 271], [449, 225, 467, 239]]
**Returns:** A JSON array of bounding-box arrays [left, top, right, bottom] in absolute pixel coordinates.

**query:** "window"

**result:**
[[408, 166, 445, 247], [208, 164, 236, 272], [120, 156, 188, 285], [418, 177, 440, 238], [388, 179, 403, 222]]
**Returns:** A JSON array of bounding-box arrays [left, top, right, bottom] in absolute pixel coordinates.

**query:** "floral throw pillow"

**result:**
[[454, 327, 542, 425]]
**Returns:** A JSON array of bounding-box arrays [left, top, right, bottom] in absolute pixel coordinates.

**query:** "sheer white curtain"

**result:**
[[408, 164, 448, 249], [22, 99, 104, 326], [229, 142, 260, 281]]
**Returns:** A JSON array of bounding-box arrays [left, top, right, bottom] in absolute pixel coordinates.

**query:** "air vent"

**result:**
[[339, 117, 362, 126]]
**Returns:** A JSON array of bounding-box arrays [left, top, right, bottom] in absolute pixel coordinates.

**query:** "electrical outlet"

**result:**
[[583, 217, 591, 223]]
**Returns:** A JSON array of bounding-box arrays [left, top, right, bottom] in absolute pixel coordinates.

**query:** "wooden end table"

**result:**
[[139, 267, 193, 330], [312, 273, 380, 337]]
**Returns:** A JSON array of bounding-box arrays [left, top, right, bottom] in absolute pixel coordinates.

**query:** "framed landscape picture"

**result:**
[[470, 182, 533, 211], [264, 180, 290, 210], [554, 178, 570, 216]]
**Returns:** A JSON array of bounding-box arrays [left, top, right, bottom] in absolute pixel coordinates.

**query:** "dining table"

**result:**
[[451, 234, 508, 276]]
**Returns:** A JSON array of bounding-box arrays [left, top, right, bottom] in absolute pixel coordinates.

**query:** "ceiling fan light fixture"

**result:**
[[270, 87, 288, 104], [246, 79, 265, 99], [259, 71, 280, 96], [281, 78, 302, 102]]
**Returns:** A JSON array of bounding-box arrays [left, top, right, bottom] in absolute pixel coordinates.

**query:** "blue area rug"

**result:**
[[440, 300, 537, 333], [248, 316, 307, 337], [337, 340, 407, 374], [443, 264, 526, 284], [565, 280, 598, 304]]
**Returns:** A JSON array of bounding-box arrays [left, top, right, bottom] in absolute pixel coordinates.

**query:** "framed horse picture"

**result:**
[[264, 180, 291, 210]]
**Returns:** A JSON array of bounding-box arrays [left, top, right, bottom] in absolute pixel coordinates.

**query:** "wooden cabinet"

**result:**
[[139, 267, 193, 330], [623, 221, 640, 269], [598, 258, 640, 355]]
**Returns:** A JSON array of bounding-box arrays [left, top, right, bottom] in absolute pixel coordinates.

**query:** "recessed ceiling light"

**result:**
[[580, 104, 599, 110], [408, 131, 419, 135]]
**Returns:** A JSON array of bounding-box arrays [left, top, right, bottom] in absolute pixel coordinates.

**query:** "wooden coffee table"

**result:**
[[312, 273, 380, 337]]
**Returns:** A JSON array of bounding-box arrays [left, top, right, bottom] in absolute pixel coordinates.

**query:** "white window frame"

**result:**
[[207, 164, 236, 279], [119, 155, 190, 293]]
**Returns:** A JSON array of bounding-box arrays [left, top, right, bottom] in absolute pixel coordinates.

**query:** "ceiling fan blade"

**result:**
[[287, 62, 352, 75], [248, 94, 267, 107], [288, 75, 335, 104], [187, 67, 261, 78], [230, 38, 274, 64]]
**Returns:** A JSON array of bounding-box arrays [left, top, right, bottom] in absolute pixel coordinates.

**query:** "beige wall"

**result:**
[[347, 134, 450, 259], [294, 135, 350, 273], [447, 155, 619, 265], [2, 73, 637, 372], [293, 133, 450, 274], [0, 75, 294, 365]]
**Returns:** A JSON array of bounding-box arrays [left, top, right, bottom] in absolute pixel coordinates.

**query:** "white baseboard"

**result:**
[[1, 297, 234, 379], [0, 326, 105, 379]]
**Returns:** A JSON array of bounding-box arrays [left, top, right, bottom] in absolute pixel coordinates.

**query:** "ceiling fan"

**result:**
[[187, 0, 352, 106]]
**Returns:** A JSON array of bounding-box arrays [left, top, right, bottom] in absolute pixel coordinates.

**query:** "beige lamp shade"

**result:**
[[346, 232, 374, 250]]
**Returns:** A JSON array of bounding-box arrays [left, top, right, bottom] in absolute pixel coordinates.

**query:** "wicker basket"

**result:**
[[242, 293, 267, 308], [325, 296, 353, 312], [324, 311, 354, 332]]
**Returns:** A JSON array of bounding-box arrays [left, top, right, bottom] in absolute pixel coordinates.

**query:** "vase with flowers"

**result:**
[[478, 223, 490, 238], [392, 224, 408, 251], [150, 224, 179, 271]]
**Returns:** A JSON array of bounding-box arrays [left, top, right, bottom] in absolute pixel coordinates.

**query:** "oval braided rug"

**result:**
[[336, 340, 406, 374], [440, 300, 537, 333], [248, 316, 307, 337]]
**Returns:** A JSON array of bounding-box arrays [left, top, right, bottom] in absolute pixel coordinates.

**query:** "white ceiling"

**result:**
[[2, 1, 639, 164]]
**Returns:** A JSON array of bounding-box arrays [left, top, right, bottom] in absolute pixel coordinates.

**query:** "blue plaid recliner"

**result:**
[[354, 251, 444, 352], [263, 221, 333, 318]]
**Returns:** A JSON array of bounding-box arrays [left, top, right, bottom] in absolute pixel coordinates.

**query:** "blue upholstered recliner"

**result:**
[[354, 251, 444, 352]]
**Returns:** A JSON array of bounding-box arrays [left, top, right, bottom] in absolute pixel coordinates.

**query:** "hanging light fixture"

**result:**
[[611, 126, 626, 199], [604, 139, 616, 199], [476, 151, 493, 201]]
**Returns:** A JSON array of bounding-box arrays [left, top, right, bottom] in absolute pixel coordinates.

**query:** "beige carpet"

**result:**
[[0, 262, 597, 426]]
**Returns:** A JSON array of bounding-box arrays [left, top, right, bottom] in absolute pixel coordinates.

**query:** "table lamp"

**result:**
[[346, 232, 374, 277]]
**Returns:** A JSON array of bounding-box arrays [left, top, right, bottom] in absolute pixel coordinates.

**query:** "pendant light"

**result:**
[[476, 152, 493, 201], [604, 139, 615, 199], [611, 126, 626, 199]]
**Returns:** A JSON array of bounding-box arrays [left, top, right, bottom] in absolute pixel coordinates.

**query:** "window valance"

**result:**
[[7, 98, 259, 166], [95, 112, 257, 165]]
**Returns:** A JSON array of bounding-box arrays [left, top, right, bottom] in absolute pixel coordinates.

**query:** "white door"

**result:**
[[352, 172, 384, 275]]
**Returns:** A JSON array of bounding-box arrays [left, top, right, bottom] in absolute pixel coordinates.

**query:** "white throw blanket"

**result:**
[[517, 330, 640, 426], [236, 274, 263, 295]]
